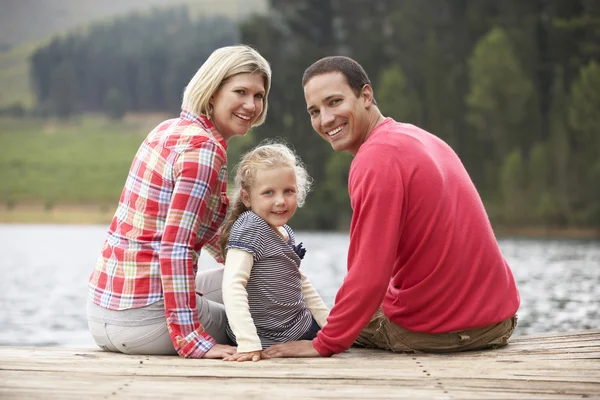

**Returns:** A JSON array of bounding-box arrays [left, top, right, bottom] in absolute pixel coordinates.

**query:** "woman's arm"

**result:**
[[159, 141, 226, 358], [203, 232, 225, 264]]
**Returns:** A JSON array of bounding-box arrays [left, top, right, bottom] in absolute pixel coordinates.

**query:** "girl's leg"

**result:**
[[299, 317, 321, 340]]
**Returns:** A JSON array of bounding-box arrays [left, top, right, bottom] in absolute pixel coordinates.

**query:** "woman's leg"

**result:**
[[88, 318, 177, 355], [196, 267, 224, 303], [104, 322, 177, 355], [196, 292, 232, 345], [195, 267, 231, 344]]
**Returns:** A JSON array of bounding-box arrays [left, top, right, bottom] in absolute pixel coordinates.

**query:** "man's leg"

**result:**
[[355, 309, 517, 353], [386, 316, 517, 353], [354, 309, 415, 352]]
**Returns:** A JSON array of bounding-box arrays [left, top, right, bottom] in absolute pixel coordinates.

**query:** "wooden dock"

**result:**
[[1, 329, 599, 399]]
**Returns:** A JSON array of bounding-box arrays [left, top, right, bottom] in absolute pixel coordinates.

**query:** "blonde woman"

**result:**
[[87, 45, 271, 359]]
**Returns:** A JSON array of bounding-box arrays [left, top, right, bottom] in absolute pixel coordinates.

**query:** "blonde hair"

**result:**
[[181, 44, 272, 127], [219, 141, 312, 257]]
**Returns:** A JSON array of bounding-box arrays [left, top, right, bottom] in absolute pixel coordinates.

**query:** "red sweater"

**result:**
[[313, 118, 520, 357]]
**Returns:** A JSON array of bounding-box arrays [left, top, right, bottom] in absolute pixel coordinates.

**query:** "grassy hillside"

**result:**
[[0, 115, 157, 208], [0, 41, 45, 108], [1, 0, 266, 47], [0, 0, 267, 108]]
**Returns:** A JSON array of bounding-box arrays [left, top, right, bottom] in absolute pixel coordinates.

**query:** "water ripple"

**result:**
[[0, 225, 598, 347]]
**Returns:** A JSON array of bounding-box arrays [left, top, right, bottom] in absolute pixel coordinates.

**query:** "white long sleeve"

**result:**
[[300, 270, 330, 328], [222, 249, 262, 353]]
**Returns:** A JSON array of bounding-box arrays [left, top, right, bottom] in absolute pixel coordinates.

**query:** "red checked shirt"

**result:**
[[88, 110, 229, 358]]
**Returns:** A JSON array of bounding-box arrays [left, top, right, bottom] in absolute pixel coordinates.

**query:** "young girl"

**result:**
[[219, 143, 329, 362]]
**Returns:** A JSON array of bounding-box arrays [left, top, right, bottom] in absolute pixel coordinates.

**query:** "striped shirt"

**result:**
[[88, 110, 228, 358], [225, 211, 314, 348]]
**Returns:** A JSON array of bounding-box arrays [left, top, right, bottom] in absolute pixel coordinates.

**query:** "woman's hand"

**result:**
[[223, 350, 270, 362], [202, 344, 237, 359]]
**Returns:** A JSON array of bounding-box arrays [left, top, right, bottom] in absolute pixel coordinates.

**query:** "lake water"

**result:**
[[0, 224, 598, 347]]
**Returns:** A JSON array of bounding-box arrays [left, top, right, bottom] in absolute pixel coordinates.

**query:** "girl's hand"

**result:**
[[202, 344, 237, 359], [223, 350, 270, 362]]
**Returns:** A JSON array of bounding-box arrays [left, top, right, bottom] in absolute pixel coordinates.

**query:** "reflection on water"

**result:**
[[0, 225, 598, 347]]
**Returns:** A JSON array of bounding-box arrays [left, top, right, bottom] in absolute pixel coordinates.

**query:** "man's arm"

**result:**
[[266, 145, 404, 358], [316, 146, 402, 356]]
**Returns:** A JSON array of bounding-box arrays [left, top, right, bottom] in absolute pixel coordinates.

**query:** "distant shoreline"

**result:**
[[1, 203, 599, 240]]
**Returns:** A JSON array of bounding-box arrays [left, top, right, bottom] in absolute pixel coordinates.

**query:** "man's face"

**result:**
[[304, 72, 371, 156]]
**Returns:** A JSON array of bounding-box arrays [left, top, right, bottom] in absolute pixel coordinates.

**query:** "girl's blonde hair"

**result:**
[[181, 44, 272, 127], [219, 141, 312, 257]]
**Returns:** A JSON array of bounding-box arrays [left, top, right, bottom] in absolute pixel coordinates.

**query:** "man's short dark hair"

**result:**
[[302, 56, 377, 105]]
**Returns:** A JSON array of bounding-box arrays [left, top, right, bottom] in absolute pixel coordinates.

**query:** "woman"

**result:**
[[87, 45, 271, 359]]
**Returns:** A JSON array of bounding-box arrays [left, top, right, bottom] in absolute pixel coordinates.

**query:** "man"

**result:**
[[264, 56, 520, 358]]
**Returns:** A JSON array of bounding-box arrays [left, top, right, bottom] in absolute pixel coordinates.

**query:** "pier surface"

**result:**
[[1, 329, 599, 399]]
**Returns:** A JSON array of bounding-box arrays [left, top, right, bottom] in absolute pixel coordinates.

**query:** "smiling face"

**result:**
[[304, 72, 374, 156], [242, 166, 298, 232], [210, 72, 266, 141]]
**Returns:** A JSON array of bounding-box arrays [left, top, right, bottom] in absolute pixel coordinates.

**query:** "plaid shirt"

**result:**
[[89, 110, 229, 358]]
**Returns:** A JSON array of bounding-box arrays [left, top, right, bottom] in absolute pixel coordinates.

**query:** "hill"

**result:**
[[1, 0, 266, 47], [0, 0, 267, 108]]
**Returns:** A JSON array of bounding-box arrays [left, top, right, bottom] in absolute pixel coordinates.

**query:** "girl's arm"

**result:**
[[222, 249, 263, 353], [300, 270, 330, 328]]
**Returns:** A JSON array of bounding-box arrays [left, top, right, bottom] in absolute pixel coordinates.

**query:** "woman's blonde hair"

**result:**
[[181, 44, 272, 127], [219, 141, 312, 257]]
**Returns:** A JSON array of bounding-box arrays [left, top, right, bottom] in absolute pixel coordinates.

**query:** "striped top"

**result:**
[[225, 211, 314, 348], [88, 110, 229, 358]]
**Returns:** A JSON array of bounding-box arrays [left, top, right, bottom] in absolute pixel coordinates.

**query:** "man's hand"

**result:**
[[263, 340, 321, 358], [202, 344, 237, 359], [223, 350, 270, 362]]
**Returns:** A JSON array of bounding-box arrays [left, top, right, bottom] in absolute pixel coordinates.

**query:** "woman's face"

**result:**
[[210, 73, 266, 141]]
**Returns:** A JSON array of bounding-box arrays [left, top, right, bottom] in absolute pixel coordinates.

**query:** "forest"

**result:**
[[14, 0, 600, 230]]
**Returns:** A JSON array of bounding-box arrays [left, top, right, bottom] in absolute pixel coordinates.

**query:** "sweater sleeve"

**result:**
[[300, 270, 329, 328], [313, 144, 403, 357], [222, 248, 263, 353]]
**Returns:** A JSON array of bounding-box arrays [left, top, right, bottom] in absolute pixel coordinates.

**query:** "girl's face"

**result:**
[[210, 73, 266, 141], [242, 166, 298, 233]]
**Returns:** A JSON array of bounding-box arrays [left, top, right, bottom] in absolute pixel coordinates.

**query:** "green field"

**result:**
[[0, 113, 255, 216], [0, 115, 162, 209]]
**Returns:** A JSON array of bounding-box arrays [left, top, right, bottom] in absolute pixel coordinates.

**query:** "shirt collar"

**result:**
[[180, 109, 227, 150]]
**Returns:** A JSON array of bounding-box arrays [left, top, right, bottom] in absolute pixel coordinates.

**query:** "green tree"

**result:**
[[49, 61, 77, 119], [377, 64, 422, 124], [548, 66, 571, 222], [528, 141, 561, 223], [568, 60, 600, 224], [104, 87, 126, 120], [466, 27, 535, 193], [500, 149, 527, 225]]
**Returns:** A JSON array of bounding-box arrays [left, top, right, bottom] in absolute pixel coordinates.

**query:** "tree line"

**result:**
[[27, 0, 600, 230]]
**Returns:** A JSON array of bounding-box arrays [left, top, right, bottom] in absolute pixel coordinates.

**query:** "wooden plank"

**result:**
[[1, 329, 599, 399]]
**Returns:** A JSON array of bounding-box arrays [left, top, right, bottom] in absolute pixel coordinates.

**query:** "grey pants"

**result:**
[[87, 267, 228, 355]]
